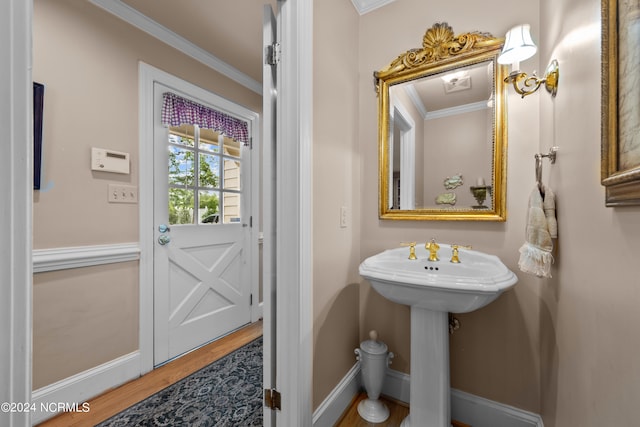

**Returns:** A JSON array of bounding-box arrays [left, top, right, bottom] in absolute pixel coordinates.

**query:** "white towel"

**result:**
[[543, 187, 557, 238], [518, 185, 556, 278]]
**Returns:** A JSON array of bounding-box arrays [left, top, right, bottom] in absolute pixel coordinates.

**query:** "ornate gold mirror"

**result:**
[[375, 23, 508, 221]]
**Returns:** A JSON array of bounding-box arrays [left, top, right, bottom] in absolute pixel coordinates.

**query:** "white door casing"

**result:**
[[138, 64, 261, 373], [1, 1, 33, 426]]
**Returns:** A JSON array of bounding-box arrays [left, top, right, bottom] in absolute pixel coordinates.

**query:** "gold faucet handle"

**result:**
[[425, 238, 440, 261], [450, 244, 472, 263], [400, 242, 418, 260], [452, 244, 472, 250]]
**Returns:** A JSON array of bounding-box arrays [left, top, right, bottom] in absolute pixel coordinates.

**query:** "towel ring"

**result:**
[[535, 146, 558, 192]]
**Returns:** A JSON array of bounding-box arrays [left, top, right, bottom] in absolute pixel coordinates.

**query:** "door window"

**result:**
[[168, 124, 242, 225]]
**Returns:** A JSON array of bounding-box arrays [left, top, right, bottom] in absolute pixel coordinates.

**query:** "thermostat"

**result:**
[[91, 147, 130, 174]]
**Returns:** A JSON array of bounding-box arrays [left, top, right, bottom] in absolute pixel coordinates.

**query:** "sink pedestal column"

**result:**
[[400, 307, 450, 427]]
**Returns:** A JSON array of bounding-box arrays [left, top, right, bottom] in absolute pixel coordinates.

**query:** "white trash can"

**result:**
[[354, 330, 394, 423]]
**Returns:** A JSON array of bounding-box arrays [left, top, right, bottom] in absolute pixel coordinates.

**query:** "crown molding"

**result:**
[[350, 0, 396, 15], [88, 0, 261, 94]]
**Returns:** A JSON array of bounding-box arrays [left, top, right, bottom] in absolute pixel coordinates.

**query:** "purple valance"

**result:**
[[161, 92, 249, 145]]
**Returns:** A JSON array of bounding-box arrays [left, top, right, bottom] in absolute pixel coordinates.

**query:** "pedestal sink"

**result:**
[[359, 243, 517, 427]]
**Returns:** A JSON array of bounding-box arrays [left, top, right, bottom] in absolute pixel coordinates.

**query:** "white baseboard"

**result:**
[[31, 351, 141, 425], [313, 364, 543, 427], [312, 363, 362, 427], [451, 388, 544, 427]]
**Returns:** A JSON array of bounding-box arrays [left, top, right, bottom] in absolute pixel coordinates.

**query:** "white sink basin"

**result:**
[[359, 244, 517, 313], [359, 243, 517, 427]]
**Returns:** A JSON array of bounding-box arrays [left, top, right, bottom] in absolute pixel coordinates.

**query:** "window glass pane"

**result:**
[[168, 125, 195, 147], [223, 158, 241, 191], [168, 146, 195, 186], [198, 190, 220, 224], [199, 153, 220, 188], [199, 142, 220, 153], [223, 192, 241, 224], [169, 188, 194, 225]]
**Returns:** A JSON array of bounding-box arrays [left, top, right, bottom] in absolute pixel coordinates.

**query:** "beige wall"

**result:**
[[538, 0, 640, 425], [312, 0, 361, 410], [33, 0, 261, 388], [33, 262, 139, 389], [33, 0, 260, 249]]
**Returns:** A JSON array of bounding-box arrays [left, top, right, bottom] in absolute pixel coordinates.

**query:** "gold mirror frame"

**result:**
[[375, 23, 508, 221]]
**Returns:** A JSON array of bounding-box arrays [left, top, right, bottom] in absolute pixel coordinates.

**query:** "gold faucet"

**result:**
[[425, 239, 440, 261], [450, 244, 472, 263], [400, 242, 418, 260]]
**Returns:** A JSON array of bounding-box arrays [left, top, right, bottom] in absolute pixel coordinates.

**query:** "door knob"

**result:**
[[158, 235, 171, 245], [158, 224, 170, 233]]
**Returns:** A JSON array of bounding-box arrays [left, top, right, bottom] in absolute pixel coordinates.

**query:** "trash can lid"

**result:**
[[359, 330, 388, 355]]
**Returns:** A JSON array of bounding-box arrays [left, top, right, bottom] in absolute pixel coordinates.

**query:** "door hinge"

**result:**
[[250, 294, 253, 306], [266, 42, 281, 66], [264, 388, 281, 410]]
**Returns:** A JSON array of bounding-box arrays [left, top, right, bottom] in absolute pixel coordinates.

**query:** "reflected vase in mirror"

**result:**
[[470, 185, 492, 209]]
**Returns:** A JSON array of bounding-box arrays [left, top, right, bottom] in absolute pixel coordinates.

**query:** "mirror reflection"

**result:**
[[376, 23, 508, 221]]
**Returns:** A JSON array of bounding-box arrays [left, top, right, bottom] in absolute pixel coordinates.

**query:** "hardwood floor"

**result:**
[[336, 394, 409, 427], [336, 393, 471, 427], [36, 321, 263, 427]]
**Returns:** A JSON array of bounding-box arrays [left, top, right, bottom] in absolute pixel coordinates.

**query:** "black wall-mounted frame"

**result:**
[[33, 82, 44, 190]]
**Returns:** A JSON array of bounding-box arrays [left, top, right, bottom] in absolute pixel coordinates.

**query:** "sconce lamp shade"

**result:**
[[498, 24, 537, 65]]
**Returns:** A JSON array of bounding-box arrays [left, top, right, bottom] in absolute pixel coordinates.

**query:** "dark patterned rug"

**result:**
[[96, 337, 263, 427]]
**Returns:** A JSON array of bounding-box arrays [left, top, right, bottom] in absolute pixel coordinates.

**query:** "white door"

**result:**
[[153, 83, 252, 365]]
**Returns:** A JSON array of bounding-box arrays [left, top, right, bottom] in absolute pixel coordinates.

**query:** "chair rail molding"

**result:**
[[33, 243, 141, 273]]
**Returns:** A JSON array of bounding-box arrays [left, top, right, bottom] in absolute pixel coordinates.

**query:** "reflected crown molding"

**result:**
[[88, 0, 261, 94], [405, 85, 489, 120], [425, 100, 490, 120]]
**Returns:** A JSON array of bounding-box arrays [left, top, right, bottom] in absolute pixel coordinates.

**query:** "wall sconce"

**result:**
[[498, 24, 559, 98]]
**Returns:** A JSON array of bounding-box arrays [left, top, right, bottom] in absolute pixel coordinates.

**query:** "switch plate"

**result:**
[[108, 184, 138, 204], [340, 206, 348, 228]]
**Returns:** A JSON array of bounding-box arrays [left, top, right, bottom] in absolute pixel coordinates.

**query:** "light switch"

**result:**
[[108, 184, 138, 204], [340, 206, 348, 228]]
